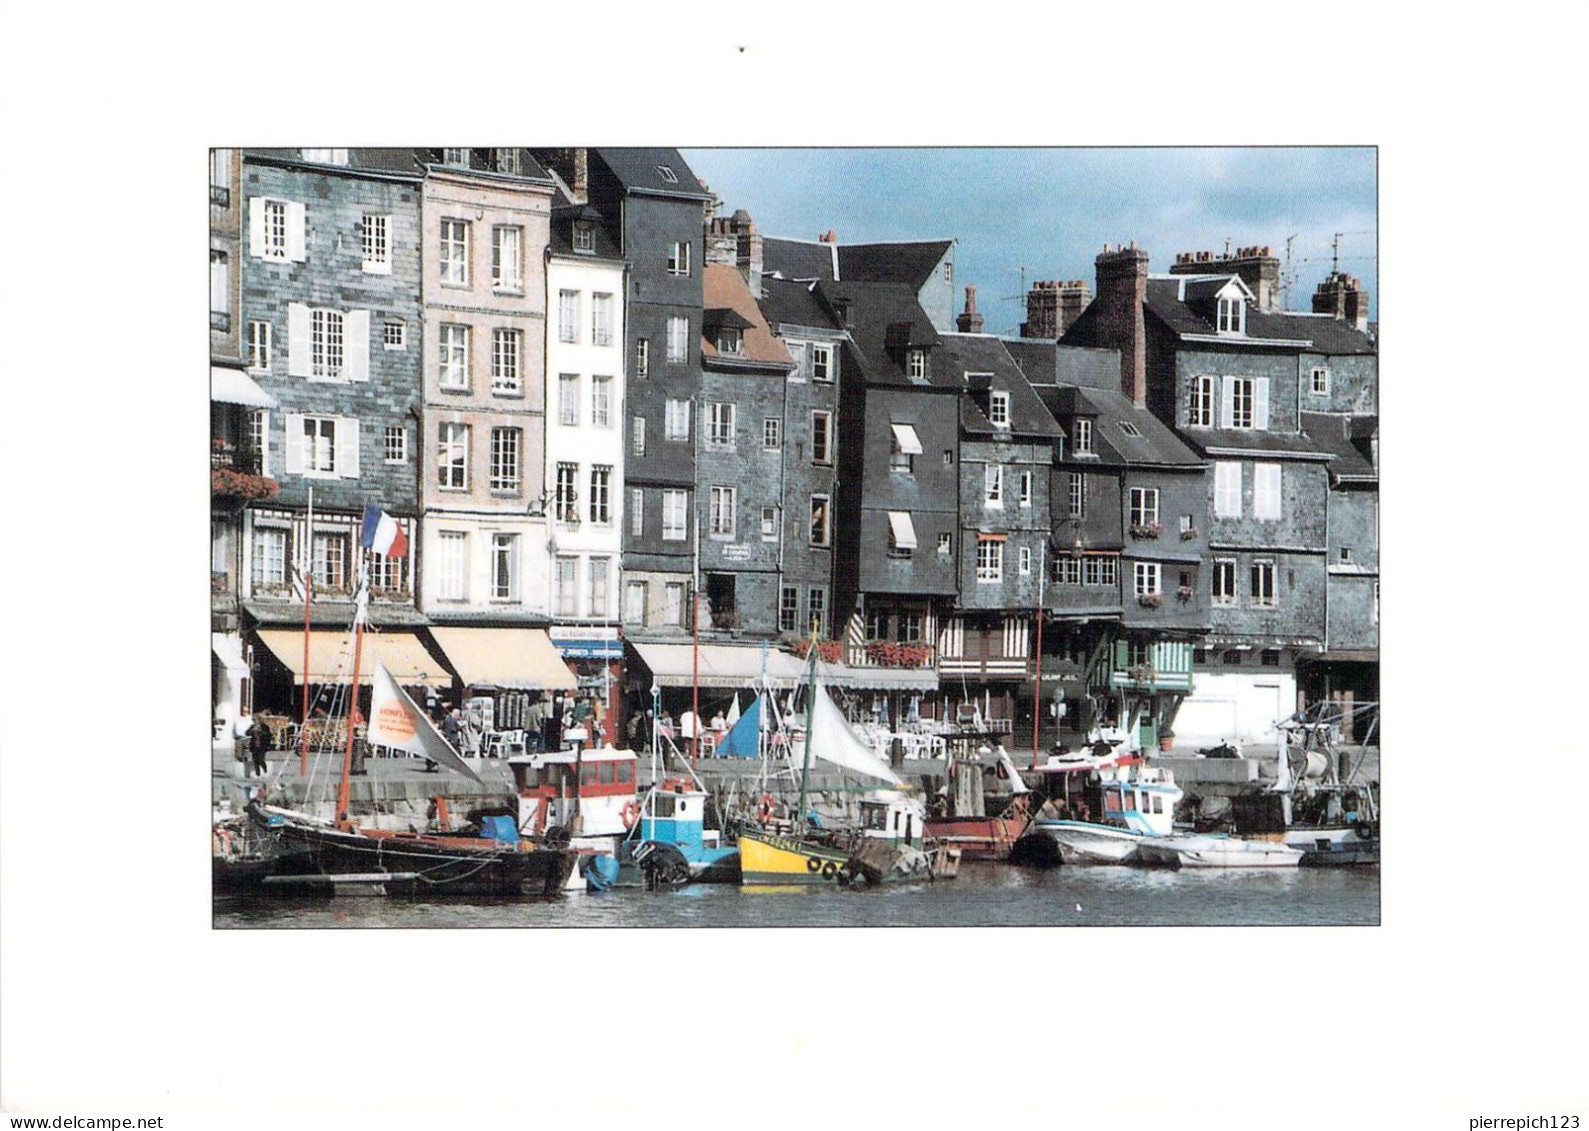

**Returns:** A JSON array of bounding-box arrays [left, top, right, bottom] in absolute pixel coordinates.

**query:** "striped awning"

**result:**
[[817, 660, 939, 692], [254, 629, 450, 687]]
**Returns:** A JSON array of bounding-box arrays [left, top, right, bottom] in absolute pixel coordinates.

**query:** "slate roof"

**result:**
[[1183, 427, 1335, 460], [548, 204, 624, 261], [934, 334, 1062, 439], [1141, 276, 1376, 355], [701, 264, 794, 368], [591, 148, 710, 199], [762, 237, 953, 293], [1041, 387, 1203, 467], [759, 276, 841, 331], [1301, 412, 1378, 481], [763, 237, 836, 281], [812, 280, 941, 387], [1054, 345, 1121, 390], [1001, 338, 1057, 384]]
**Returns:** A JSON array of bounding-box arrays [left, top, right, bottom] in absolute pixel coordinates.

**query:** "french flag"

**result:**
[[361, 506, 409, 558]]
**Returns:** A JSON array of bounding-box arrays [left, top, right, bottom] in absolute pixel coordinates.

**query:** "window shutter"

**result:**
[[287, 202, 308, 262], [287, 304, 312, 377], [248, 198, 266, 258], [345, 309, 370, 382], [257, 410, 271, 477], [337, 417, 360, 478], [284, 414, 305, 474], [1219, 377, 1236, 428], [1254, 378, 1270, 430]]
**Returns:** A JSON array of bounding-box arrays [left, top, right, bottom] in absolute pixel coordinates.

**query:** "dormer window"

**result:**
[[573, 223, 594, 253], [301, 148, 348, 166], [443, 148, 469, 168], [906, 349, 926, 382], [716, 327, 743, 355], [1074, 418, 1093, 455], [989, 391, 1010, 427], [656, 165, 679, 184], [1217, 295, 1245, 334], [1311, 366, 1330, 394]]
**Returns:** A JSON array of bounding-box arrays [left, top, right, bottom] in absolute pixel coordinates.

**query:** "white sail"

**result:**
[[994, 745, 1031, 795], [807, 678, 904, 786], [368, 662, 483, 784]]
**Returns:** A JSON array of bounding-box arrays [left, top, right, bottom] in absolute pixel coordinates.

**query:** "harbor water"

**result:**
[[214, 860, 1378, 929]]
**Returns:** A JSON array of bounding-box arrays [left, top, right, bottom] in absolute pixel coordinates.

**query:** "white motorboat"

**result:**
[[1015, 762, 1182, 865], [1135, 833, 1303, 869]]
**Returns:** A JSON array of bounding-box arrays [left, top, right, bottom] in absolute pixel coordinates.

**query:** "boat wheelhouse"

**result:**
[[510, 746, 640, 841]]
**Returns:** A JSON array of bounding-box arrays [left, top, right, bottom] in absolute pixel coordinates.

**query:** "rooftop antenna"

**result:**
[[1331, 231, 1375, 273], [1281, 233, 1299, 309]]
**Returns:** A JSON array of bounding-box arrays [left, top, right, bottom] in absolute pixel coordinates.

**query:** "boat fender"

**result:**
[[621, 800, 642, 829], [806, 856, 822, 873], [757, 793, 777, 822], [821, 861, 838, 879]]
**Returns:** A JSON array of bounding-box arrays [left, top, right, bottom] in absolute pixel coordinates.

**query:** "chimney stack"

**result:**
[[1312, 271, 1371, 332], [818, 229, 838, 244], [956, 286, 984, 333], [704, 207, 764, 295], [1021, 279, 1092, 338], [1094, 245, 1151, 406], [1169, 244, 1281, 311]]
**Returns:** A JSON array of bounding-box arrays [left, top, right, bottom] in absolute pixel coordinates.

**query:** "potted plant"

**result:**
[[1176, 585, 1194, 603], [1128, 521, 1163, 539]]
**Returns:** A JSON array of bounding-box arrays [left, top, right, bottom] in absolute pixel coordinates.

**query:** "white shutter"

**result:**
[[1219, 377, 1236, 429], [257, 411, 271, 477], [345, 310, 370, 382], [248, 198, 266, 258], [287, 202, 308, 262], [287, 304, 312, 377], [1214, 461, 1240, 517], [338, 418, 361, 478], [1254, 378, 1270, 430], [284, 414, 305, 474]]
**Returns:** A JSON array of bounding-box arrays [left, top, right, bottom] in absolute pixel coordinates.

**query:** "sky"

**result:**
[[681, 147, 1377, 334]]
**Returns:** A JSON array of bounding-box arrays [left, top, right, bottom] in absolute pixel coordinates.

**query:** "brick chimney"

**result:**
[[1312, 271, 1371, 331], [818, 229, 838, 244], [533, 148, 587, 203], [705, 207, 763, 295], [1021, 279, 1092, 338], [1094, 242, 1150, 405], [956, 286, 984, 333], [1170, 245, 1281, 311]]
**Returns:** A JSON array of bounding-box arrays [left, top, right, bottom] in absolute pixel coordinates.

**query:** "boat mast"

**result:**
[[299, 485, 314, 776], [334, 563, 369, 830], [796, 627, 818, 833], [691, 395, 701, 770], [1031, 538, 1045, 770]]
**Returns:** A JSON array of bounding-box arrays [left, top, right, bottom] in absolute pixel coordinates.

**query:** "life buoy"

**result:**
[[621, 800, 642, 829], [757, 793, 777, 822]]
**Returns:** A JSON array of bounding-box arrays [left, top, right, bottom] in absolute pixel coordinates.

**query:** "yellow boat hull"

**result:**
[[738, 830, 857, 885]]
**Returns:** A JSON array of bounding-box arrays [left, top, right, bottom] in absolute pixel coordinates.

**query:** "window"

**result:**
[[555, 463, 579, 523], [663, 582, 685, 626], [866, 610, 889, 640], [301, 148, 348, 165], [1134, 561, 1161, 598], [1189, 375, 1215, 427], [312, 532, 348, 591], [439, 324, 469, 390], [247, 320, 271, 371], [716, 327, 742, 355], [1214, 461, 1242, 518], [763, 418, 782, 450], [656, 165, 679, 183], [438, 422, 469, 489], [493, 148, 520, 174], [898, 613, 923, 643], [1261, 648, 1281, 667], [761, 506, 780, 541], [1251, 560, 1277, 607], [667, 240, 691, 276], [976, 540, 1003, 583], [1311, 366, 1330, 395], [383, 320, 406, 350], [1230, 378, 1254, 429], [1069, 472, 1084, 518], [635, 338, 649, 379], [662, 490, 688, 541], [556, 374, 580, 426], [1340, 547, 1354, 563], [985, 465, 1003, 507], [938, 533, 952, 556], [1074, 419, 1093, 454], [443, 148, 469, 167], [361, 214, 389, 273], [1019, 546, 1032, 575], [492, 329, 522, 395], [944, 450, 954, 466], [261, 199, 288, 260], [665, 399, 690, 441], [1217, 295, 1245, 334], [811, 344, 833, 382], [1117, 421, 1142, 438], [1129, 487, 1160, 527], [1084, 556, 1118, 587], [1180, 514, 1194, 536], [632, 416, 646, 457], [309, 309, 344, 380], [249, 411, 269, 474], [779, 587, 799, 633], [811, 411, 832, 465], [384, 425, 407, 464], [251, 527, 286, 588], [492, 226, 522, 291], [209, 148, 231, 204], [943, 262, 953, 284], [1373, 581, 1379, 624], [809, 495, 831, 546], [210, 250, 230, 325], [906, 349, 926, 381], [807, 588, 827, 635], [1223, 649, 1244, 666], [1055, 556, 1081, 585], [1253, 463, 1282, 520], [491, 534, 520, 601], [573, 222, 594, 253], [624, 579, 647, 623], [1222, 376, 1269, 430], [709, 486, 736, 539], [1019, 471, 1033, 508], [302, 416, 337, 475], [587, 557, 611, 618], [989, 391, 1010, 427], [559, 291, 579, 343], [591, 375, 612, 427], [708, 402, 736, 448], [630, 489, 644, 537], [490, 428, 521, 493], [666, 316, 689, 363], [589, 292, 614, 347], [589, 466, 612, 524], [439, 218, 470, 286], [555, 557, 579, 617], [437, 532, 466, 600]]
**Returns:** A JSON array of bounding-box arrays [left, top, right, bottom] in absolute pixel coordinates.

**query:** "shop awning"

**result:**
[[629, 641, 807, 689], [887, 511, 918, 551], [429, 627, 578, 690], [255, 629, 450, 687], [890, 423, 923, 454], [210, 366, 277, 409], [816, 660, 939, 692], [212, 633, 248, 673]]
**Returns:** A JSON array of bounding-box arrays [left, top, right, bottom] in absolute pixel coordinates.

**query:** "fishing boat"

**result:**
[[923, 743, 1034, 861], [1016, 763, 1183, 866], [592, 777, 742, 889], [1135, 834, 1303, 869]]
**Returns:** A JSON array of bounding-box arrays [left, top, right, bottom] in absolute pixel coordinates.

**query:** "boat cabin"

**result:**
[[1097, 777, 1180, 837], [639, 779, 723, 857], [509, 747, 638, 838], [858, 791, 928, 847]]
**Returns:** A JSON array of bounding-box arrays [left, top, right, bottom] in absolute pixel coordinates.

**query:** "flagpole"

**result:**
[[299, 485, 314, 776], [335, 565, 368, 830]]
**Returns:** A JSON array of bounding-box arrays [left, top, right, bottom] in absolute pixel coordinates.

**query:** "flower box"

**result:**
[[1176, 586, 1194, 603], [1180, 526, 1199, 541], [1129, 522, 1163, 539], [790, 638, 845, 665], [211, 467, 279, 505], [1137, 592, 1163, 608]]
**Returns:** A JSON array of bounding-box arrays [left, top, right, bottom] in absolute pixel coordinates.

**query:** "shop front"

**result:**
[[550, 625, 625, 746]]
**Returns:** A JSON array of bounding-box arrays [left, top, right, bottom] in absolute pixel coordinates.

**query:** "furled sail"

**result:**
[[807, 679, 903, 785], [368, 661, 483, 783]]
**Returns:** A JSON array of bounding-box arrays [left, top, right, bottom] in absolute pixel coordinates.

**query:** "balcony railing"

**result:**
[[211, 446, 264, 474], [210, 185, 231, 208]]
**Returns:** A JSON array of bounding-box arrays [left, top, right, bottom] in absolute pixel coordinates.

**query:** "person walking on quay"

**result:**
[[525, 696, 545, 753], [248, 715, 272, 779], [442, 706, 463, 749]]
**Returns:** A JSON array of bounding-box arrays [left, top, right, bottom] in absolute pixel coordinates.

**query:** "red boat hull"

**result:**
[[923, 814, 1029, 861]]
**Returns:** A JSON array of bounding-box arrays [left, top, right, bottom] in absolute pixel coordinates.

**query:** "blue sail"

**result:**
[[716, 695, 764, 758]]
